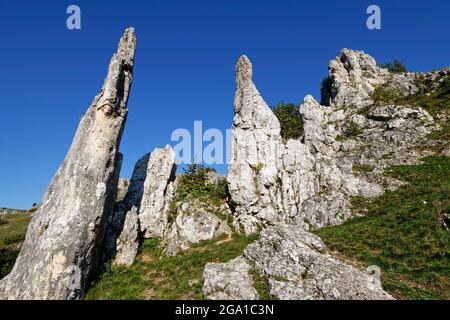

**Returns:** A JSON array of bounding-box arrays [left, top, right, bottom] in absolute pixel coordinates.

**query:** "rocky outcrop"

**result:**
[[203, 256, 259, 300], [138, 146, 177, 238], [113, 207, 140, 266], [245, 224, 392, 300], [227, 55, 382, 234], [163, 200, 232, 256], [0, 28, 136, 300], [104, 145, 176, 265], [321, 48, 388, 107], [227, 55, 284, 234], [203, 224, 393, 300]]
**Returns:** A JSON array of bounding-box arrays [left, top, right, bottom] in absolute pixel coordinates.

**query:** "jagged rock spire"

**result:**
[[0, 28, 136, 300]]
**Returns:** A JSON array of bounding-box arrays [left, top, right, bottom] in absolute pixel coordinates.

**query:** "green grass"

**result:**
[[0, 212, 33, 278], [249, 268, 274, 300], [314, 156, 450, 300], [86, 233, 259, 300], [370, 75, 450, 115]]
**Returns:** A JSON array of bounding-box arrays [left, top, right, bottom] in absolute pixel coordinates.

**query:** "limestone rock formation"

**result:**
[[203, 256, 259, 300], [138, 146, 177, 238], [321, 48, 388, 107], [0, 28, 136, 300], [227, 55, 284, 234], [203, 224, 393, 300], [163, 200, 232, 256], [104, 145, 176, 265], [244, 224, 393, 300], [227, 54, 382, 234], [113, 206, 140, 266]]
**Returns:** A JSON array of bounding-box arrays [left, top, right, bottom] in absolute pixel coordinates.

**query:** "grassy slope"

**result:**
[[0, 212, 33, 278], [315, 156, 450, 300], [86, 234, 259, 300]]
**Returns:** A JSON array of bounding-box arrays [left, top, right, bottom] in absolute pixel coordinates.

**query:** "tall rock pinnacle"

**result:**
[[228, 55, 283, 234], [0, 28, 136, 300]]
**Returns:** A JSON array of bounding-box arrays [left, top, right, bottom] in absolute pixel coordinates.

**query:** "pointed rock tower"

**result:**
[[0, 28, 136, 300]]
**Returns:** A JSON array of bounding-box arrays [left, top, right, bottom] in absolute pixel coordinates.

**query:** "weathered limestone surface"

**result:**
[[163, 200, 232, 256], [227, 55, 284, 234], [113, 206, 140, 266], [138, 146, 177, 238], [203, 224, 393, 300], [321, 48, 388, 107], [104, 145, 176, 265], [244, 224, 393, 300], [203, 256, 259, 300], [227, 55, 382, 234], [0, 28, 136, 300]]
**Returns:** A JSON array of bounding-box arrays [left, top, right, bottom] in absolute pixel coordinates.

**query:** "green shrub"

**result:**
[[176, 164, 215, 199], [0, 218, 7, 226], [272, 102, 303, 141], [168, 164, 229, 223], [339, 121, 363, 140], [381, 60, 408, 73]]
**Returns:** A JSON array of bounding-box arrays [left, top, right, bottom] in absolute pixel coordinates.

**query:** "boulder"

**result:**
[[163, 200, 232, 256], [203, 256, 259, 300]]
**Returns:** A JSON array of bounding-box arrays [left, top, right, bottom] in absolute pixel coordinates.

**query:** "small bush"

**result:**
[[176, 164, 215, 199], [381, 60, 408, 73], [0, 218, 7, 226], [340, 121, 363, 139], [272, 102, 304, 141]]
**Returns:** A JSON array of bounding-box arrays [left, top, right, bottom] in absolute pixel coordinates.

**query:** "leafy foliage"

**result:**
[[337, 121, 363, 141], [176, 164, 227, 202], [272, 102, 304, 141], [381, 60, 408, 73], [315, 157, 450, 299]]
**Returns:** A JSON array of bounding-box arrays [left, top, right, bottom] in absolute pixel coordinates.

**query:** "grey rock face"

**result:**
[[203, 224, 393, 300], [203, 256, 259, 300], [228, 55, 284, 234], [321, 48, 388, 107], [227, 56, 382, 234], [113, 206, 140, 266], [138, 146, 177, 238], [243, 224, 392, 300], [163, 199, 232, 256], [104, 145, 176, 265], [0, 28, 136, 300]]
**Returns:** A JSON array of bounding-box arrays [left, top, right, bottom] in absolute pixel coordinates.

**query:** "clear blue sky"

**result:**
[[0, 0, 449, 209]]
